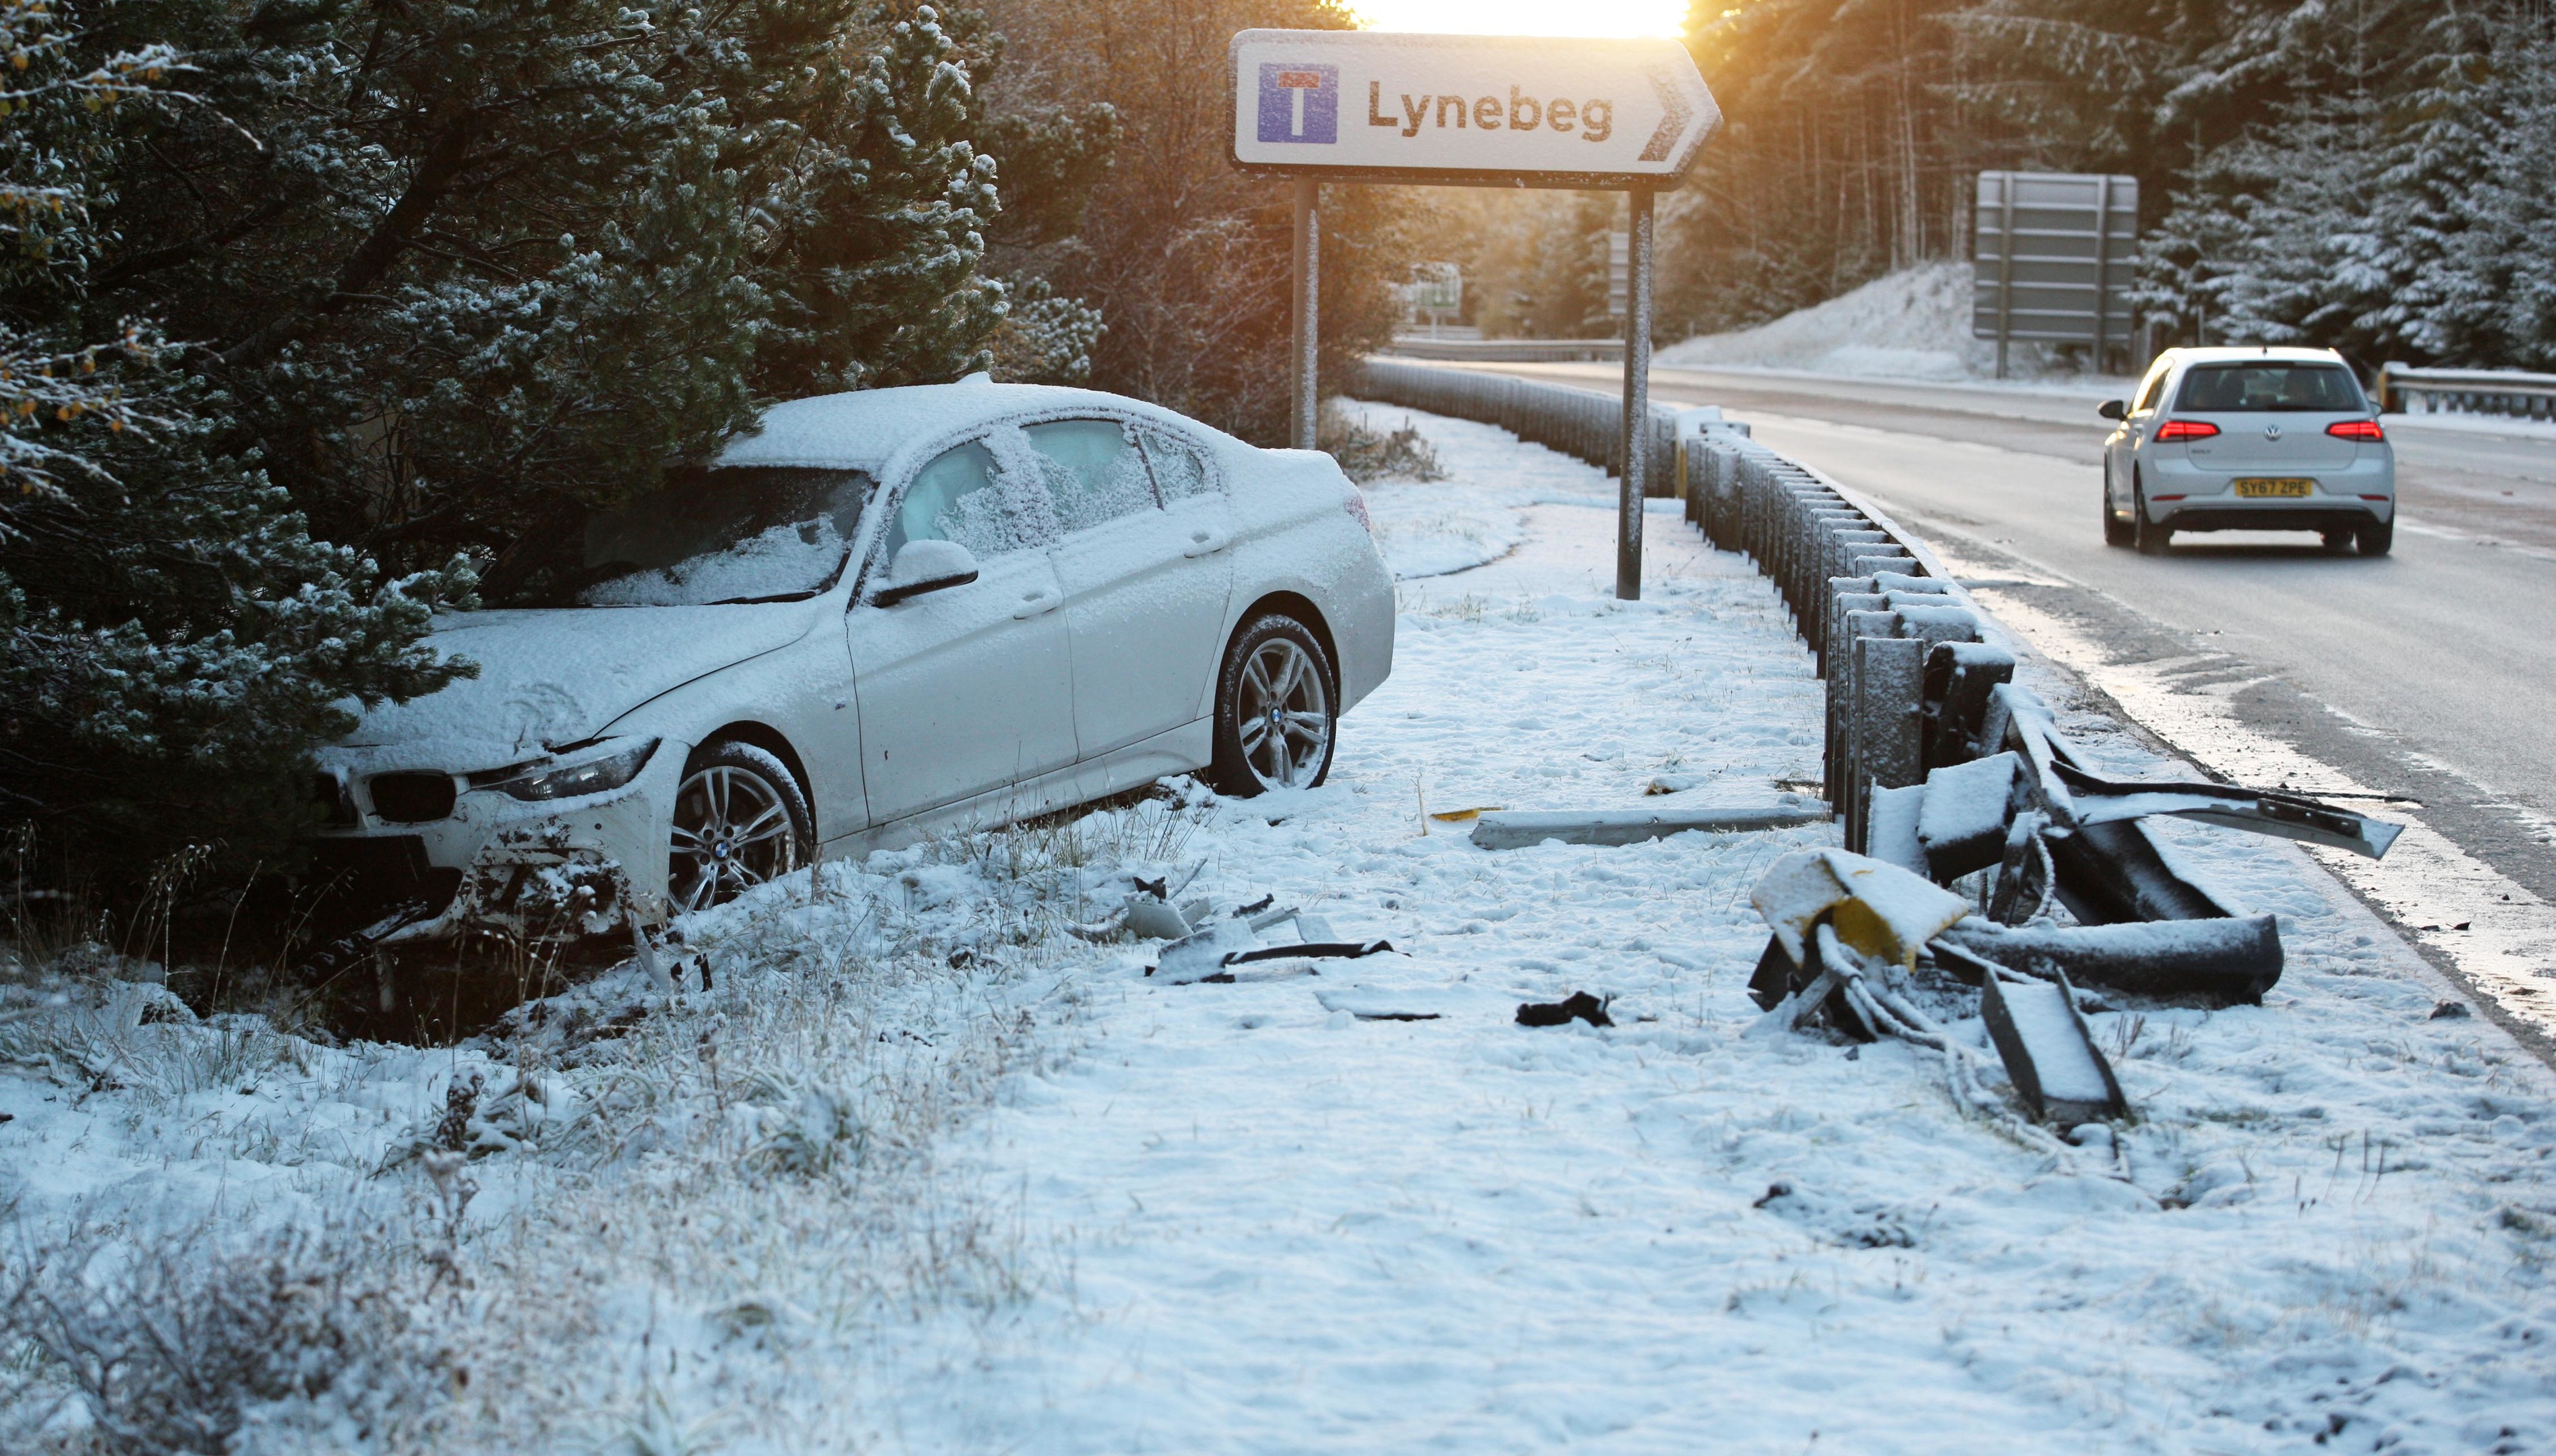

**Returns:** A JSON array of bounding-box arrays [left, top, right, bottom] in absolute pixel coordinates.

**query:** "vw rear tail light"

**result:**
[[2154, 420, 2219, 442], [1344, 490, 1373, 534], [2326, 419, 2386, 442]]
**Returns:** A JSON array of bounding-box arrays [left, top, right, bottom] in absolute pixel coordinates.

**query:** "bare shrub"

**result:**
[[1320, 403, 1446, 484], [0, 1216, 458, 1455]]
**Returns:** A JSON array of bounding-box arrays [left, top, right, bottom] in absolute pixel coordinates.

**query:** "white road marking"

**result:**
[[1978, 583, 2556, 1038]]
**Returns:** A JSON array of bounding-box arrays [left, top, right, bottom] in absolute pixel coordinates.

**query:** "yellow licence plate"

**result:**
[[2233, 478, 2316, 497]]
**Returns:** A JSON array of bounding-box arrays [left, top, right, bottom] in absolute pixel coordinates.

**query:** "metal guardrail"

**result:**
[[1383, 336, 1625, 363], [1352, 359, 2402, 1006], [1358, 357, 1677, 495], [2379, 363, 2556, 421]]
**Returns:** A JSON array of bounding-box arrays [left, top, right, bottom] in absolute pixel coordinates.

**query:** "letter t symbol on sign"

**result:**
[[1277, 69, 1322, 138]]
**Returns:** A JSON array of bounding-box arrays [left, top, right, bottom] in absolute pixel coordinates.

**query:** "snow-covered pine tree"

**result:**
[[2135, 1, 2536, 364], [0, 0, 473, 883], [80, 0, 1013, 576], [2431, 18, 2556, 369]]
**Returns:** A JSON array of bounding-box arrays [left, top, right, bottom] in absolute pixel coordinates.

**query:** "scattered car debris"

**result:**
[[2431, 1000, 2472, 1021], [1426, 806, 1506, 823], [1469, 804, 1829, 851], [1515, 992, 1613, 1028], [1151, 903, 1394, 983], [1124, 894, 1200, 941]]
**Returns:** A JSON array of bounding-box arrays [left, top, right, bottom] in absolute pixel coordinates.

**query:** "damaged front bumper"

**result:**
[[308, 741, 682, 946]]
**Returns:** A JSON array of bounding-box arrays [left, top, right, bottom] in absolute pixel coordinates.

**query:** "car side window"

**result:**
[[1137, 427, 1216, 503], [2133, 365, 2171, 414], [887, 438, 1052, 560], [1020, 419, 1160, 533]]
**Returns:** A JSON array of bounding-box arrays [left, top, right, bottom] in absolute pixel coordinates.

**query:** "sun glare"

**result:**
[[1349, 0, 1686, 40]]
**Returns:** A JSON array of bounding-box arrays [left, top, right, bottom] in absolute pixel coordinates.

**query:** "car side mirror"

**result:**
[[872, 539, 980, 607], [2098, 399, 2127, 421]]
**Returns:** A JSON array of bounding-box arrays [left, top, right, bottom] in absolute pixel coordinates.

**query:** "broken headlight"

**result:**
[[496, 738, 659, 802]]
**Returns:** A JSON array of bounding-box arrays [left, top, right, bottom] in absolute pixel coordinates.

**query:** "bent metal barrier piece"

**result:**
[[1978, 969, 2128, 1124], [1939, 915, 2284, 1006], [1470, 806, 1829, 850]]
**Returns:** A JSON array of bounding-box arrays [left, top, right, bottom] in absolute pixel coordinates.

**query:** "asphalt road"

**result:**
[[1424, 359, 2556, 1045]]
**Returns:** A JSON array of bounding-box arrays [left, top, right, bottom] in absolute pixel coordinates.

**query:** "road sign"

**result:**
[[1408, 263, 1461, 314], [1973, 171, 2139, 375], [1230, 31, 1720, 189], [1239, 31, 1719, 602]]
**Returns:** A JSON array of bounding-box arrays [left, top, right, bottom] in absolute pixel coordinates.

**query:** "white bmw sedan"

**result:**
[[311, 377, 1394, 942]]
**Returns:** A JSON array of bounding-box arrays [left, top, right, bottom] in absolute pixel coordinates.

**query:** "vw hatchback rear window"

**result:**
[[2176, 364, 2366, 413]]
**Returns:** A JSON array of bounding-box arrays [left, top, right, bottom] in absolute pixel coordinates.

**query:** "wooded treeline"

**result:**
[[1433, 0, 2556, 370], [0, 0, 1396, 897]]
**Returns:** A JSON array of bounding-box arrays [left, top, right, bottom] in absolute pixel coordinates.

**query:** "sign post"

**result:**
[[1231, 30, 1719, 599]]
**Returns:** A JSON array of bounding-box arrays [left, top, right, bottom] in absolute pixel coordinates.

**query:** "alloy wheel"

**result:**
[[1234, 637, 1333, 791], [669, 762, 798, 913]]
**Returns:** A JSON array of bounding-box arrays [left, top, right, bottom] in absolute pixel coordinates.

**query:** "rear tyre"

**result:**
[[668, 740, 813, 914], [2101, 470, 2132, 547], [2132, 479, 2170, 555], [2356, 519, 2394, 556], [1206, 613, 1338, 798], [2321, 529, 2355, 552]]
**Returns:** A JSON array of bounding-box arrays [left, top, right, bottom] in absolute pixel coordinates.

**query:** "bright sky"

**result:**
[[1349, 0, 1687, 39]]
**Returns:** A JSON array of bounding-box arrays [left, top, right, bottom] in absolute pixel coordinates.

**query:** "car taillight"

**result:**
[[2326, 419, 2385, 442], [2154, 420, 2219, 442], [1343, 491, 1372, 535]]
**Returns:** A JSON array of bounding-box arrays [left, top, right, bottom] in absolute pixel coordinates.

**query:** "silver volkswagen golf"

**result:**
[[309, 377, 1395, 947], [2099, 346, 2396, 555]]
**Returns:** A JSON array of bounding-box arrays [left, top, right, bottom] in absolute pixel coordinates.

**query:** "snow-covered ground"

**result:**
[[5, 407, 2554, 1453]]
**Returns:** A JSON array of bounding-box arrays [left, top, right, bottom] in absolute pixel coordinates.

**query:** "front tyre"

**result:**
[[668, 740, 813, 914], [2356, 519, 2394, 556], [1206, 613, 1338, 797]]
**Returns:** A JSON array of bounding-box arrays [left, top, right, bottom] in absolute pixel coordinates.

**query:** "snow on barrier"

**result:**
[[1355, 358, 2408, 1117]]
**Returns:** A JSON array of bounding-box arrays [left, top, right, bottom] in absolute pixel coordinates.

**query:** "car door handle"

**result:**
[[1182, 526, 1232, 558], [1011, 587, 1061, 619]]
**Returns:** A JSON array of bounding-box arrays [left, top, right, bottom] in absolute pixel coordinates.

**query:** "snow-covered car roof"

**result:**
[[2160, 345, 2352, 367], [715, 375, 1229, 473]]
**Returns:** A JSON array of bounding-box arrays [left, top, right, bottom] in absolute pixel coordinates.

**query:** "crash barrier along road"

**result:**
[[1232, 29, 1719, 599], [1356, 357, 2419, 1125]]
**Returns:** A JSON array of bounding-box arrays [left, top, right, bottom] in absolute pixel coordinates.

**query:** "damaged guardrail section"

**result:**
[[1355, 357, 2406, 1130]]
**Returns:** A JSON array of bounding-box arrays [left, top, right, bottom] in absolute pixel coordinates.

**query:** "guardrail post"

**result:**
[[1851, 633, 1927, 853]]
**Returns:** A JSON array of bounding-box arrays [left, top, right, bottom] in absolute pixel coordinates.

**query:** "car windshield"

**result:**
[[2176, 364, 2366, 413], [487, 466, 876, 608]]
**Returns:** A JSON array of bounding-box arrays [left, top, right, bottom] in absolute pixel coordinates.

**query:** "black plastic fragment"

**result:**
[[1223, 939, 1394, 965], [1516, 992, 1613, 1028]]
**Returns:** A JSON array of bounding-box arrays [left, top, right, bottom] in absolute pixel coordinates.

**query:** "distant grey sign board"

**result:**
[[1973, 171, 2138, 357], [1229, 31, 1719, 189]]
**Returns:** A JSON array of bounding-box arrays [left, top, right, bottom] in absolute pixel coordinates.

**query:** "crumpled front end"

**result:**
[[307, 737, 682, 950]]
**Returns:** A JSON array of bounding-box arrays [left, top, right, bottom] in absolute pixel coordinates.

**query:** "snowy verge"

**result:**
[[850, 404, 2556, 1455]]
